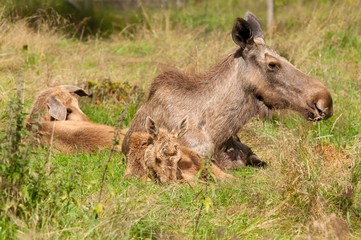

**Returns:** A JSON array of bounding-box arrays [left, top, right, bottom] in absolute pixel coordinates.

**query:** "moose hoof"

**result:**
[[245, 154, 267, 168]]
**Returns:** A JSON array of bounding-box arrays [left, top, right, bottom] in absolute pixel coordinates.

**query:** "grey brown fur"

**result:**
[[122, 12, 333, 169]]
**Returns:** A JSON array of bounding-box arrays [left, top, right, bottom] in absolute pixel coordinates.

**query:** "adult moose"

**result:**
[[122, 12, 333, 169]]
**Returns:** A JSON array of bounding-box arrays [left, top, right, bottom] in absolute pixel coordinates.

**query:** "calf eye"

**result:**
[[65, 108, 73, 120]]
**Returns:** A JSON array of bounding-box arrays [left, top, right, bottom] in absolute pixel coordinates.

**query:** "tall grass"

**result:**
[[0, 0, 360, 238]]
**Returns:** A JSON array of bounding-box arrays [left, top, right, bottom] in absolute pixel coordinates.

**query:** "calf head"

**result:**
[[27, 85, 89, 126], [144, 116, 189, 183], [232, 11, 333, 122]]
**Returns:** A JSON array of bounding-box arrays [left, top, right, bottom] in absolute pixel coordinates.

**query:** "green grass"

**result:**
[[1, 0, 361, 239]]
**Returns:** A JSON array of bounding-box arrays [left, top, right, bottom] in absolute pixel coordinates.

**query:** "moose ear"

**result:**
[[145, 116, 159, 139], [245, 11, 264, 41], [177, 116, 189, 138], [47, 96, 67, 120], [232, 17, 253, 48], [62, 85, 89, 97]]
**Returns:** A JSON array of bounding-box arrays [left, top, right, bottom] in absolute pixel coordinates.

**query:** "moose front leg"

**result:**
[[215, 135, 267, 170]]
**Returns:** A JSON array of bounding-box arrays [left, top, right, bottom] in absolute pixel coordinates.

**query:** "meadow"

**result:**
[[1, 0, 360, 239]]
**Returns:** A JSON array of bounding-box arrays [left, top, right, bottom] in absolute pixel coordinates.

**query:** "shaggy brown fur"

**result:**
[[122, 12, 333, 169], [125, 116, 186, 183], [125, 132, 153, 179], [178, 146, 235, 183]]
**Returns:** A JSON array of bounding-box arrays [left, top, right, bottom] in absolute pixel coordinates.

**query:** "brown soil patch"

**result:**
[[315, 143, 352, 169]]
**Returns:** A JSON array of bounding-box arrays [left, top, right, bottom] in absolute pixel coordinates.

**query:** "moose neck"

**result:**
[[201, 54, 259, 146]]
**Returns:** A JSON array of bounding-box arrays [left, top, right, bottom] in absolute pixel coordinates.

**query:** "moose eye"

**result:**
[[267, 62, 279, 71]]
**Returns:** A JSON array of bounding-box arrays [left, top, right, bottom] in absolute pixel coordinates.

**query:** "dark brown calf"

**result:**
[[125, 116, 187, 183], [125, 117, 234, 183], [122, 11, 333, 169]]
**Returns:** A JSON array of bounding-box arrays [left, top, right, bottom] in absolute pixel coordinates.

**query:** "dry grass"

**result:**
[[1, 0, 360, 239]]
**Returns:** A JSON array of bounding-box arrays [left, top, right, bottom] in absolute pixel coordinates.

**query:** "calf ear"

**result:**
[[232, 17, 253, 49], [62, 85, 89, 97], [145, 116, 159, 139], [47, 96, 66, 120], [177, 116, 189, 138]]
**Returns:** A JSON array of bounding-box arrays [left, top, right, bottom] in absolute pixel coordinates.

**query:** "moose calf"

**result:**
[[26, 85, 89, 125], [125, 116, 234, 184], [26, 85, 124, 153]]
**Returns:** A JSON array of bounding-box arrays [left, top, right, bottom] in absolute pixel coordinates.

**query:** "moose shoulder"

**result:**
[[122, 11, 333, 169]]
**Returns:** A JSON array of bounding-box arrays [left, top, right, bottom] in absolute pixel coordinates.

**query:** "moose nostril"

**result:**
[[314, 103, 326, 117], [313, 93, 333, 120]]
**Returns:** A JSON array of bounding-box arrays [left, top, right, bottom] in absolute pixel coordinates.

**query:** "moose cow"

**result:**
[[122, 11, 333, 169], [26, 85, 124, 153]]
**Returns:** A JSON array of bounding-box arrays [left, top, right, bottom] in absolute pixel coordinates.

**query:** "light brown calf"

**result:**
[[125, 116, 234, 184], [26, 85, 89, 126], [26, 85, 125, 153], [37, 121, 124, 153]]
